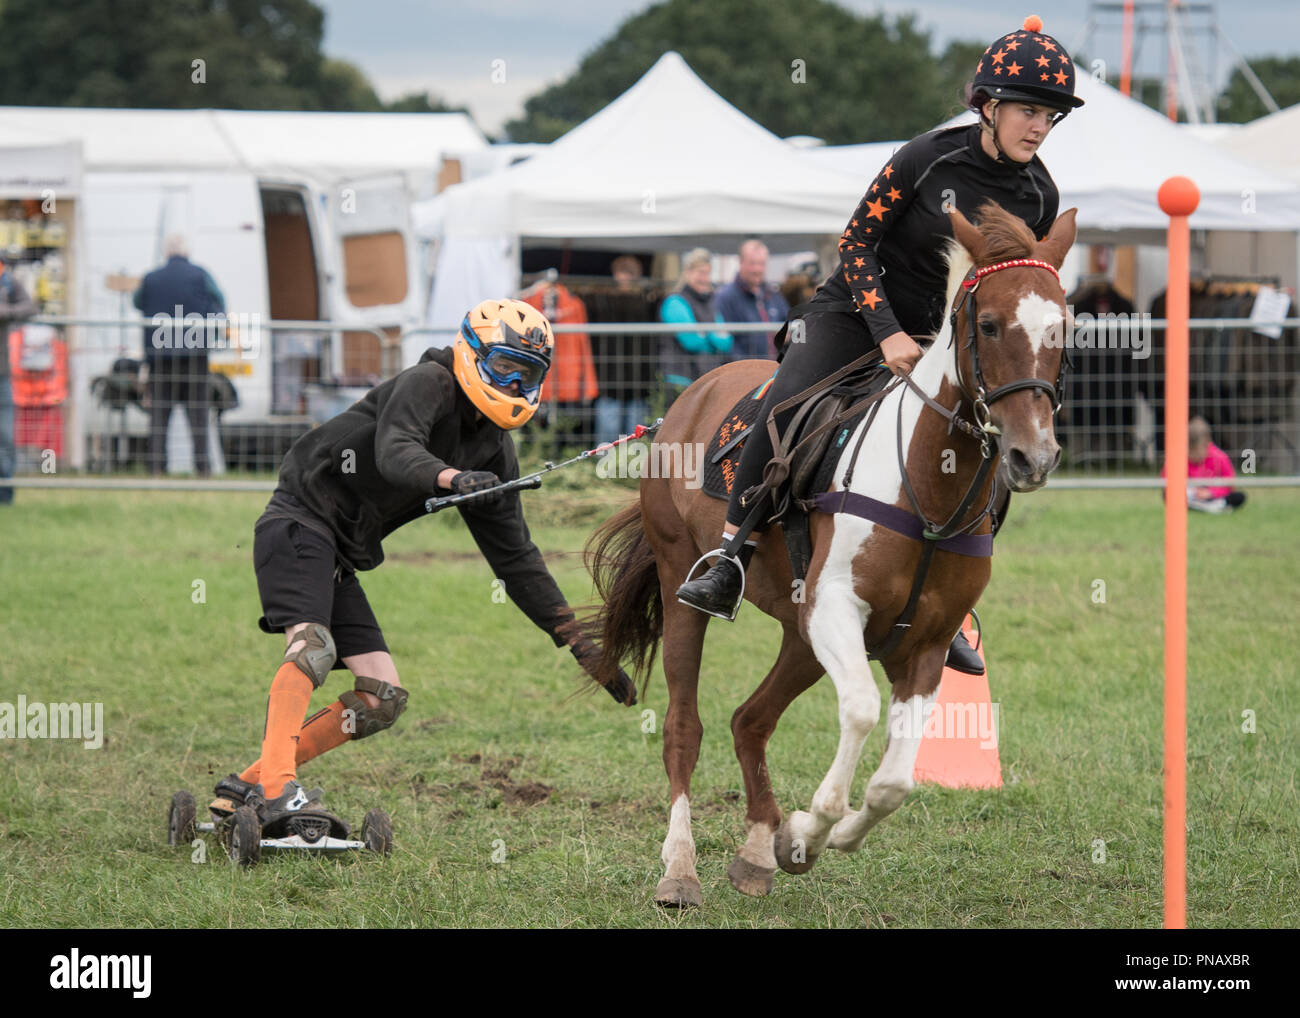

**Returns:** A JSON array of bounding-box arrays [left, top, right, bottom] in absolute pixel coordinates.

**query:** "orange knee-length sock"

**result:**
[[257, 663, 316, 799], [240, 700, 352, 786]]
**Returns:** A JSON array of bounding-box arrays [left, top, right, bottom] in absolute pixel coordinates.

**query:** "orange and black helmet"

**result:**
[[453, 298, 554, 430], [972, 15, 1084, 116]]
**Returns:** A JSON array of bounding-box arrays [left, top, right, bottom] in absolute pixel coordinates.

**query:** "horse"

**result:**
[[583, 201, 1077, 908]]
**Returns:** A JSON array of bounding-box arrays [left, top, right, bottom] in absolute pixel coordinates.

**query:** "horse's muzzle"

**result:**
[[1001, 442, 1061, 491]]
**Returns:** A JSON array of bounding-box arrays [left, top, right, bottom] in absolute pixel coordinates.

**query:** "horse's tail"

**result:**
[[580, 499, 663, 699]]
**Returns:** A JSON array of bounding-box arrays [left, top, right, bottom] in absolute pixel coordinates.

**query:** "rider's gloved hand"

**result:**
[[569, 636, 637, 706], [450, 470, 504, 507]]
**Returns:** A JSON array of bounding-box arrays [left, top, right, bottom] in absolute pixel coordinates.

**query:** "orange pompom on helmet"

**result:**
[[453, 298, 554, 429]]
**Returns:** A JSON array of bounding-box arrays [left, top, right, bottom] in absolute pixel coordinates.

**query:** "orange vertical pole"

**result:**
[[1158, 176, 1198, 930], [1121, 0, 1134, 96]]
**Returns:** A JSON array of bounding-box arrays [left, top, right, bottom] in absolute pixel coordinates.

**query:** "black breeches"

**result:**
[[724, 311, 876, 530]]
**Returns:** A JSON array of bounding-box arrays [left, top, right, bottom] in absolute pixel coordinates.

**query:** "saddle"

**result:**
[[702, 359, 893, 580]]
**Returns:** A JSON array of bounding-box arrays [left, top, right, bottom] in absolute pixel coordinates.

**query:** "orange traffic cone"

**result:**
[[912, 616, 1002, 789]]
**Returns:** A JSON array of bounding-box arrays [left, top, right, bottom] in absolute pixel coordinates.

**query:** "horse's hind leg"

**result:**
[[827, 644, 945, 853], [727, 623, 823, 897], [652, 559, 711, 909]]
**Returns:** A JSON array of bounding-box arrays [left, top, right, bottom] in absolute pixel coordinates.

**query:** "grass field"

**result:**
[[1, 483, 1296, 928]]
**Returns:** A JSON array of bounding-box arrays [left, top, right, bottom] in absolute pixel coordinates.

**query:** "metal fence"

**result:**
[[6, 315, 1298, 488], [8, 316, 391, 476]]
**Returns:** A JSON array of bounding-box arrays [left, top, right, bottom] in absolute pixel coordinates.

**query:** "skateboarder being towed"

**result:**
[[209, 298, 636, 839]]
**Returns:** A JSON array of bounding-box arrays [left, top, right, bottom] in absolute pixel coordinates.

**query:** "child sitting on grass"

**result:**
[[1163, 416, 1246, 513]]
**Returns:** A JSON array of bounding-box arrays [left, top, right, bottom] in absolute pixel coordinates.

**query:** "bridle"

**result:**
[[877, 254, 1071, 543], [951, 257, 1070, 451]]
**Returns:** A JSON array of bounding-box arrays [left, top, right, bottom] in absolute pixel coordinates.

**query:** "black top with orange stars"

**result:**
[[818, 122, 1058, 343]]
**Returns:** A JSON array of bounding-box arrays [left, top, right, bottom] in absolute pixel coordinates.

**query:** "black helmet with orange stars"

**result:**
[[972, 15, 1085, 117]]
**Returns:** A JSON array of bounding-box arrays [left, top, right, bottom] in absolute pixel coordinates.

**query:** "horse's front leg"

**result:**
[[774, 582, 878, 874], [828, 642, 946, 853]]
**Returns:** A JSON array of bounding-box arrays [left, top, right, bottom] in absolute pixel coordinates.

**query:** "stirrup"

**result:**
[[677, 548, 746, 622]]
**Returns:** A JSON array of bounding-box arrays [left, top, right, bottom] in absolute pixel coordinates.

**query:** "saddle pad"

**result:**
[[699, 371, 884, 505], [700, 376, 772, 501]]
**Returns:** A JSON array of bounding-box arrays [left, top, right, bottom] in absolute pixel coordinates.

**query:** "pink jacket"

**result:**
[[1162, 441, 1236, 499]]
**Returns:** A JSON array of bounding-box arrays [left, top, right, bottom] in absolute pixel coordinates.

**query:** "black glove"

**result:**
[[449, 470, 503, 506], [569, 638, 637, 706]]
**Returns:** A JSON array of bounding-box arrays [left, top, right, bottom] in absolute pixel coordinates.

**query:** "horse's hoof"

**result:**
[[727, 855, 775, 897], [774, 820, 818, 875], [654, 876, 702, 909]]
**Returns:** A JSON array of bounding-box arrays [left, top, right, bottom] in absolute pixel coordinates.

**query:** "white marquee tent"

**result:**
[[809, 73, 1300, 243], [416, 54, 1300, 346], [413, 51, 869, 340], [1213, 102, 1300, 183], [0, 107, 486, 199]]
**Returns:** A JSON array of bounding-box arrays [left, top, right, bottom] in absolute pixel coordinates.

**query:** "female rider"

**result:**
[[676, 16, 1084, 675]]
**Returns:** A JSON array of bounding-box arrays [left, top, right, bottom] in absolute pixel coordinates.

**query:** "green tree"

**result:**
[[382, 92, 470, 115], [0, 0, 384, 112], [1216, 57, 1300, 122], [505, 0, 988, 144], [318, 59, 383, 111]]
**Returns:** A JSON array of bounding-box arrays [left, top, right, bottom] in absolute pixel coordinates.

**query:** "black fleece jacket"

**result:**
[[267, 346, 572, 645], [818, 122, 1059, 341]]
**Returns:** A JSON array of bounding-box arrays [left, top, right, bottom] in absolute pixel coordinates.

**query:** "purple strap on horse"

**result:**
[[812, 491, 993, 558]]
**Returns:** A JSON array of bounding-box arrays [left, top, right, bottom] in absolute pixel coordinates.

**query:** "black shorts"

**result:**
[[253, 516, 389, 666]]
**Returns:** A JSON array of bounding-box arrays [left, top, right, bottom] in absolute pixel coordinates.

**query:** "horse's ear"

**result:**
[[1038, 208, 1078, 270], [948, 206, 984, 263]]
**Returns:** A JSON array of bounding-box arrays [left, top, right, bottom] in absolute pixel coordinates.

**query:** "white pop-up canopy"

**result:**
[[414, 51, 868, 337]]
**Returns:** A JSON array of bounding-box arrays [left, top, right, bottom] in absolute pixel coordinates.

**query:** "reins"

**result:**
[[834, 256, 1069, 660]]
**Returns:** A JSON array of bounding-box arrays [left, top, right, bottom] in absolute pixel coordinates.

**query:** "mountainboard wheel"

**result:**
[[224, 805, 262, 867], [361, 809, 393, 856], [168, 791, 196, 847]]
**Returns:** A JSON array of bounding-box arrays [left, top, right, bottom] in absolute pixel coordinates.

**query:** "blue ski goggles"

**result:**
[[477, 344, 550, 397]]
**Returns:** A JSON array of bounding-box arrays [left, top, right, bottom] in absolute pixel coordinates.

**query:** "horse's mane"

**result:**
[[937, 201, 1039, 330], [973, 201, 1037, 264]]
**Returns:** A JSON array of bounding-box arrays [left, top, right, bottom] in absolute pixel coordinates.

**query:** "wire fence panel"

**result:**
[[8, 316, 390, 477], [7, 314, 1297, 485]]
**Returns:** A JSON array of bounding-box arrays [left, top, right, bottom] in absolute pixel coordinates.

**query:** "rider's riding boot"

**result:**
[[676, 538, 755, 620], [945, 629, 985, 675]]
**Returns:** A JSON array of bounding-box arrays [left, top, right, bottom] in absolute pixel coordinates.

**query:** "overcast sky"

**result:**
[[318, 1, 1296, 135]]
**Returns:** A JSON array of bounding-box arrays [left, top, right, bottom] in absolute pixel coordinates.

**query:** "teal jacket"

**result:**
[[659, 289, 732, 390]]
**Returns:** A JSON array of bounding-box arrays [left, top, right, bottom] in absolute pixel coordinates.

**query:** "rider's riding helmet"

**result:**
[[454, 298, 554, 429], [969, 15, 1085, 148]]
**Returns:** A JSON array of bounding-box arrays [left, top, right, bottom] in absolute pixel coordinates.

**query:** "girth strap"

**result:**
[[870, 539, 938, 662], [809, 491, 993, 557]]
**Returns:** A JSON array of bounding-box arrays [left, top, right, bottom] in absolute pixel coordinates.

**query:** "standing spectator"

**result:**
[[591, 255, 657, 444], [659, 248, 731, 395], [778, 270, 819, 360], [134, 235, 225, 476], [0, 257, 38, 505], [714, 239, 789, 361], [520, 276, 597, 453]]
